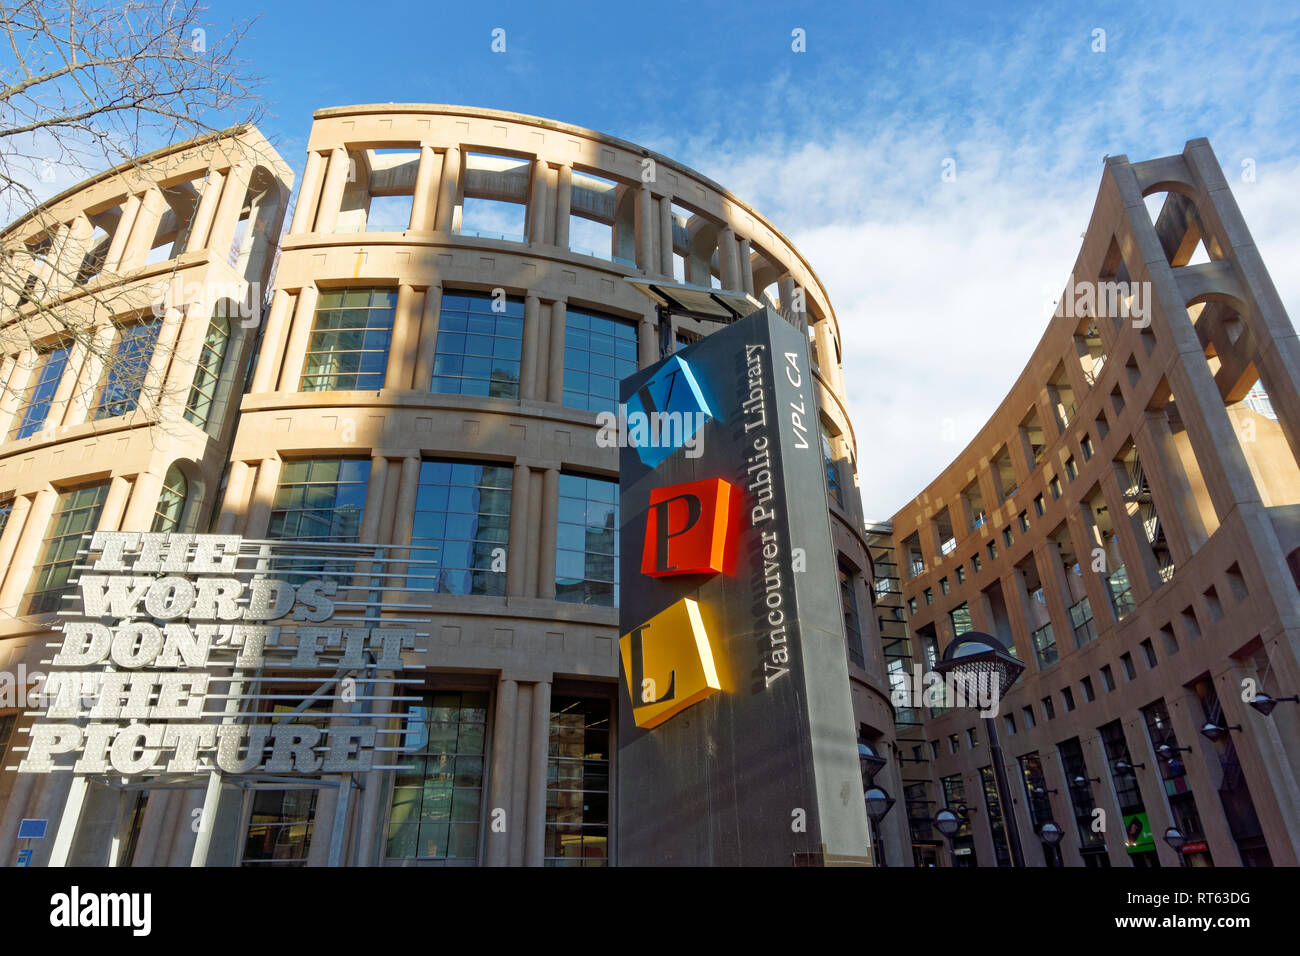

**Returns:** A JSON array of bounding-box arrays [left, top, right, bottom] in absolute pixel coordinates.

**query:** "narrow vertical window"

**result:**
[[8, 346, 70, 440], [185, 312, 232, 429], [25, 483, 109, 614]]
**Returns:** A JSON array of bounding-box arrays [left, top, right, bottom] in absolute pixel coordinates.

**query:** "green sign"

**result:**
[[1124, 812, 1154, 852]]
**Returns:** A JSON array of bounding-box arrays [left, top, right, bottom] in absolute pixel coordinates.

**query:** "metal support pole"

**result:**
[[986, 715, 1026, 868]]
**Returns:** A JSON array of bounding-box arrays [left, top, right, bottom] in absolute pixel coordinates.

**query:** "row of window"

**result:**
[[233, 691, 612, 867], [303, 288, 639, 413], [6, 314, 233, 443], [3, 288, 638, 446], [13, 458, 618, 615]]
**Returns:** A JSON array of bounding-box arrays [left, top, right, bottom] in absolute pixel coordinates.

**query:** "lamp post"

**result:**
[[1114, 760, 1144, 773], [934, 807, 963, 868], [1200, 722, 1241, 743], [858, 741, 889, 865], [1248, 692, 1299, 716], [1164, 825, 1189, 867], [933, 632, 1027, 868], [865, 787, 895, 867], [1039, 821, 1065, 867]]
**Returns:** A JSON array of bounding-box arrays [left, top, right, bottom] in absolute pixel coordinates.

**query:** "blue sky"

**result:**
[[209, 1, 1300, 513]]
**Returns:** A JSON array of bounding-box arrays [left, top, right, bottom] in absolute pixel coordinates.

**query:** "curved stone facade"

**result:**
[[0, 106, 897, 866], [890, 139, 1300, 868]]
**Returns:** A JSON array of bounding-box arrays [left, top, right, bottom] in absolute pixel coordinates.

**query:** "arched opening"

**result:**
[[184, 304, 234, 432], [152, 464, 189, 533]]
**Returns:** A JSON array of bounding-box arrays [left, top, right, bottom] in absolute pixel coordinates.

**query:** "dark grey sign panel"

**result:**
[[616, 306, 870, 865]]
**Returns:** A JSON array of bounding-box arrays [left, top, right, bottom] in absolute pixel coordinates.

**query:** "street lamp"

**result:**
[[858, 741, 887, 781], [1156, 743, 1191, 760], [1164, 825, 1190, 868], [1114, 760, 1145, 773], [934, 807, 963, 867], [1072, 775, 1100, 788], [1249, 692, 1299, 717], [1040, 821, 1065, 867], [933, 631, 1026, 868], [1200, 722, 1241, 743], [865, 787, 895, 867]]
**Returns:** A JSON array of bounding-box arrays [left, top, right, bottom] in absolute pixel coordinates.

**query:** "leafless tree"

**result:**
[[0, 0, 270, 432]]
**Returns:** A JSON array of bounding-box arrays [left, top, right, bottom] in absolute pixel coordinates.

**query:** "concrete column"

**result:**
[[999, 570, 1034, 662], [388, 456, 421, 579], [659, 196, 675, 276], [546, 300, 566, 405], [312, 148, 351, 235], [50, 215, 91, 298], [276, 285, 320, 393], [528, 159, 551, 245], [636, 184, 656, 272], [538, 467, 559, 600], [718, 226, 740, 290], [205, 165, 252, 262], [520, 294, 541, 400], [142, 304, 185, 413], [1065, 504, 1116, 634], [408, 145, 439, 231], [289, 151, 326, 234], [0, 487, 56, 613], [738, 237, 755, 295], [0, 349, 32, 437], [119, 186, 168, 269], [485, 678, 519, 866], [216, 460, 250, 533], [186, 168, 225, 252], [1167, 357, 1262, 520], [639, 316, 657, 366], [0, 494, 32, 587], [62, 323, 117, 427], [102, 193, 141, 273], [160, 300, 215, 406], [243, 458, 282, 538], [433, 147, 461, 233], [1134, 412, 1207, 561], [411, 284, 442, 390], [525, 680, 551, 866], [1034, 541, 1076, 651], [120, 470, 164, 532], [385, 284, 420, 390], [359, 455, 389, 545], [99, 474, 132, 533], [554, 165, 572, 249], [506, 463, 531, 597], [250, 288, 294, 393], [1098, 465, 1160, 604], [44, 340, 86, 431]]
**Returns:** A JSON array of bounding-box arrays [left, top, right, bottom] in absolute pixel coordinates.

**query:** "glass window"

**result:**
[[562, 308, 637, 414], [185, 312, 231, 429], [151, 465, 187, 534], [821, 419, 844, 507], [8, 346, 70, 440], [939, 577, 950, 595], [0, 494, 12, 541], [267, 459, 370, 542], [555, 473, 618, 607], [93, 323, 160, 419], [979, 765, 1013, 866], [1032, 622, 1058, 669], [950, 602, 972, 637], [1069, 596, 1097, 648], [840, 563, 865, 668], [546, 696, 610, 866], [431, 291, 523, 399], [0, 712, 14, 767], [386, 690, 489, 863], [300, 288, 395, 392], [25, 483, 109, 615], [242, 788, 318, 866], [408, 460, 511, 595], [1107, 565, 1136, 620], [923, 588, 933, 606]]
